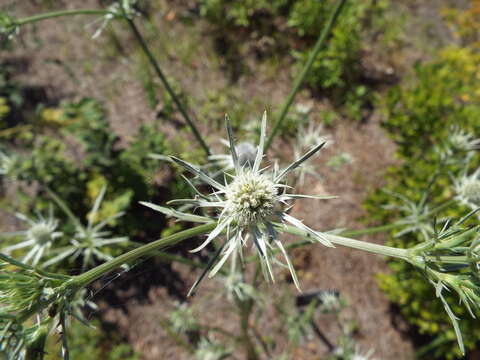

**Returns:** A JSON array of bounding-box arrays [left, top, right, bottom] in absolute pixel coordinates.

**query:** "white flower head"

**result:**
[[142, 112, 336, 292], [169, 302, 198, 334], [90, 0, 138, 39], [3, 207, 62, 266], [0, 151, 18, 177], [195, 336, 231, 360], [352, 346, 376, 360], [297, 123, 333, 151], [448, 126, 480, 153], [454, 167, 480, 209], [319, 291, 341, 313], [43, 186, 128, 270], [293, 123, 332, 185]]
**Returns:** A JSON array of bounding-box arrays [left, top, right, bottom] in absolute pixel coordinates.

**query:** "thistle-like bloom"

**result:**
[[44, 186, 128, 270], [293, 123, 332, 185], [207, 140, 257, 174], [169, 302, 199, 334], [195, 336, 231, 360], [143, 112, 335, 290], [0, 12, 19, 40], [447, 126, 480, 153], [90, 0, 138, 39], [2, 209, 62, 266], [382, 190, 435, 241], [453, 167, 480, 210], [0, 151, 18, 177]]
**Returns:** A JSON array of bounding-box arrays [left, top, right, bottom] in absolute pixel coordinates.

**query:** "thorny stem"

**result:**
[[16, 9, 111, 25], [265, 0, 348, 150], [124, 17, 211, 156], [71, 223, 216, 289]]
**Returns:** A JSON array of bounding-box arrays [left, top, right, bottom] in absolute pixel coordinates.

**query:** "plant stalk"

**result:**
[[71, 222, 216, 288], [16, 9, 111, 25], [125, 18, 211, 156], [281, 224, 410, 260], [278, 198, 456, 255], [237, 297, 259, 360], [265, 0, 348, 149]]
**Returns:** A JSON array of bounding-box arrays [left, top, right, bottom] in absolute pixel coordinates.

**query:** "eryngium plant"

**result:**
[[0, 253, 78, 359], [142, 112, 336, 291]]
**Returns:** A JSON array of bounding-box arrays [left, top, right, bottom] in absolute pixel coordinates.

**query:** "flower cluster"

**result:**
[[454, 167, 480, 210], [3, 209, 62, 266], [143, 112, 335, 290]]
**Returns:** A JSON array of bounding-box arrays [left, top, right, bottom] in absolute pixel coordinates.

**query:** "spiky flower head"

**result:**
[[142, 112, 336, 292], [207, 140, 256, 174], [195, 336, 231, 360], [448, 126, 480, 153], [0, 151, 18, 177], [293, 123, 332, 185], [169, 302, 198, 334], [0, 12, 18, 40], [319, 291, 341, 313], [27, 219, 59, 245], [2, 209, 62, 266], [351, 346, 377, 360], [224, 171, 277, 225], [43, 186, 128, 270], [454, 167, 480, 209]]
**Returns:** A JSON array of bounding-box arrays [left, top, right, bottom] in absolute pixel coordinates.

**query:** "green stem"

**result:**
[[124, 18, 211, 156], [237, 297, 258, 360], [281, 224, 410, 260], [72, 222, 216, 288], [129, 240, 227, 274], [265, 0, 348, 150], [280, 198, 456, 254], [16, 9, 111, 25]]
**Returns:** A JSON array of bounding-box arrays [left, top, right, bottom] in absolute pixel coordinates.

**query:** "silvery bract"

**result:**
[[142, 112, 336, 291], [454, 167, 480, 210], [44, 186, 128, 270], [2, 208, 62, 266]]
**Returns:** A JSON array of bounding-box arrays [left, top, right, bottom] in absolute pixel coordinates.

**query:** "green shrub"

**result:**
[[45, 319, 140, 360], [1, 96, 188, 268], [198, 0, 287, 28], [291, 0, 385, 93], [365, 47, 480, 359]]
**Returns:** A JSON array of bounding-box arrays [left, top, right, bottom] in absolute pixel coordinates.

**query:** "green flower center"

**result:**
[[461, 180, 480, 205], [226, 172, 277, 225], [28, 223, 54, 244]]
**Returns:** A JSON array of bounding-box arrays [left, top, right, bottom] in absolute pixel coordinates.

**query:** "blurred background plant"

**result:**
[[364, 2, 480, 358]]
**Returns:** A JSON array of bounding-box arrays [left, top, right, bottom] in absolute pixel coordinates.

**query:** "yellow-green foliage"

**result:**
[[443, 0, 480, 49], [45, 320, 140, 360], [365, 47, 480, 359], [0, 97, 10, 120]]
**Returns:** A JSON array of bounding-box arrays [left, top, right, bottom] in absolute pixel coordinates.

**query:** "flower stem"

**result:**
[[71, 222, 216, 289], [281, 198, 456, 254], [236, 296, 259, 360], [281, 224, 410, 260], [265, 0, 348, 150], [16, 9, 111, 25], [124, 17, 211, 156]]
